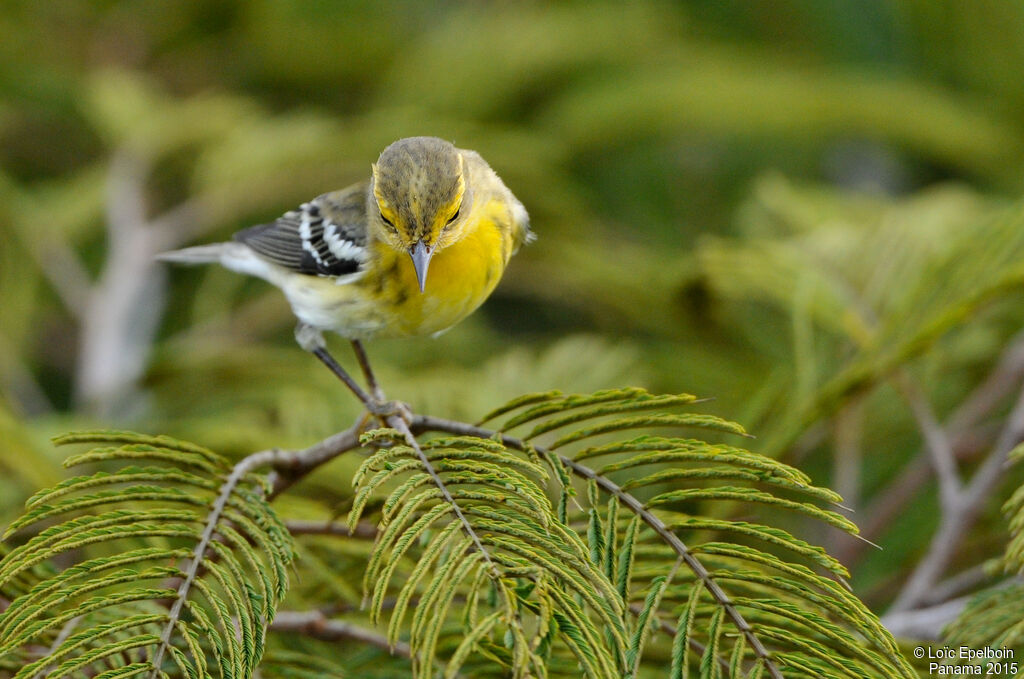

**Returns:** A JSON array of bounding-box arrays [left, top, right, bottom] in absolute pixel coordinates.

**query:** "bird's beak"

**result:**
[[409, 240, 433, 293]]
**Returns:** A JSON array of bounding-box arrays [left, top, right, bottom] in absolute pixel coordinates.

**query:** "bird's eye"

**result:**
[[379, 212, 396, 229], [445, 206, 461, 226]]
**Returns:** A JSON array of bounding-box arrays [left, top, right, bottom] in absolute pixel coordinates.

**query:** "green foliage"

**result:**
[[2, 391, 917, 677], [1002, 445, 1024, 575], [6, 0, 1024, 676], [346, 388, 912, 678], [693, 179, 1024, 453], [351, 428, 623, 678], [258, 649, 347, 679], [0, 432, 293, 678]]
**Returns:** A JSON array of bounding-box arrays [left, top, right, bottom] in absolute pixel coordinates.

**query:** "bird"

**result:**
[[158, 136, 532, 408]]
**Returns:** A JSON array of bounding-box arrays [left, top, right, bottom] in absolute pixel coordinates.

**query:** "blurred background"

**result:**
[[4, 0, 1024, 639]]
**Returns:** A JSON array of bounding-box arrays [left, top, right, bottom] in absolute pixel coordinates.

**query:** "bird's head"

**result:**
[[369, 137, 470, 292]]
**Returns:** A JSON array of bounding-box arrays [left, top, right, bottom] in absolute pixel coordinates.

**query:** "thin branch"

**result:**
[[918, 565, 992, 609], [301, 345, 558, 673], [838, 334, 1024, 566], [295, 348, 790, 675], [285, 519, 377, 539], [410, 414, 784, 679], [947, 330, 1024, 434], [965, 383, 1024, 508], [266, 418, 363, 498], [890, 384, 1024, 612], [307, 343, 494, 568], [893, 370, 962, 511], [76, 151, 169, 417], [885, 575, 1023, 641], [270, 610, 411, 658], [881, 597, 969, 641]]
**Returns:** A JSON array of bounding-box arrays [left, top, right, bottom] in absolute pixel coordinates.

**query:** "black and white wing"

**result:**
[[234, 183, 369, 278]]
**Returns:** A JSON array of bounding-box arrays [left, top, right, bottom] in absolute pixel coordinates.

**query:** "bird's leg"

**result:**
[[349, 339, 413, 425], [295, 324, 375, 408], [350, 340, 385, 402], [296, 324, 411, 426]]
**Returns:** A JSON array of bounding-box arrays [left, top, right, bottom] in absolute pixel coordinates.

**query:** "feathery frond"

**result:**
[[2, 389, 917, 678], [350, 427, 625, 678], [480, 387, 911, 677], [258, 649, 347, 678], [402, 388, 915, 678], [0, 431, 293, 678]]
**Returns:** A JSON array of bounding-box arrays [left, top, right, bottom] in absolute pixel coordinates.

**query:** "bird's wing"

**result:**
[[233, 182, 370, 277]]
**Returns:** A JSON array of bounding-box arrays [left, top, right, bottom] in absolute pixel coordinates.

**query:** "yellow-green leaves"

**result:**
[[0, 431, 293, 679], [350, 388, 916, 678]]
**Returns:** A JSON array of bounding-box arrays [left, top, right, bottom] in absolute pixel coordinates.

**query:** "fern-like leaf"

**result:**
[[415, 388, 915, 678], [351, 427, 625, 678], [0, 431, 293, 678]]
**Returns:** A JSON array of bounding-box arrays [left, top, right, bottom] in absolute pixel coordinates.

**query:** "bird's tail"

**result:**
[[156, 241, 277, 284], [155, 243, 232, 265]]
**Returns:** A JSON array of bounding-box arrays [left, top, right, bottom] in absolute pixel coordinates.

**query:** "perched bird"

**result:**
[[158, 136, 532, 405]]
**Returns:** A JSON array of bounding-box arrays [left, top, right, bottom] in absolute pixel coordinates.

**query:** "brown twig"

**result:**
[[248, 349, 781, 677], [270, 610, 411, 658], [918, 565, 993, 609], [305, 342, 495, 568], [266, 418, 363, 498], [285, 519, 378, 539]]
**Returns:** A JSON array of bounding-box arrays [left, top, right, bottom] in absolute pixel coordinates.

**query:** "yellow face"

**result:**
[[369, 137, 472, 291]]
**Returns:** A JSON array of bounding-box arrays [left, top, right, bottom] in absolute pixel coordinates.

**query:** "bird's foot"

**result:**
[[367, 399, 414, 427]]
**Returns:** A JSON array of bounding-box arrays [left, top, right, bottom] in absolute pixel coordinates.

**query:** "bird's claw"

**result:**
[[368, 399, 414, 426]]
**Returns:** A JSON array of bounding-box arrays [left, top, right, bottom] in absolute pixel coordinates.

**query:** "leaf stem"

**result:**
[[271, 610, 412, 658], [147, 448, 280, 677]]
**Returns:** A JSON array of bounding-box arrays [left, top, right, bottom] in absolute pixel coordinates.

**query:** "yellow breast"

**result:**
[[364, 203, 511, 337]]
